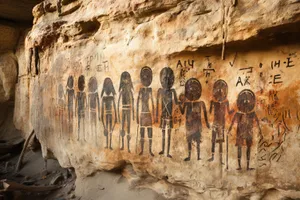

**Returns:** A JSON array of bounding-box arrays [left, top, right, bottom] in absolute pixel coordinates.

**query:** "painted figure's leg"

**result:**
[[159, 129, 165, 155], [237, 146, 242, 170], [109, 115, 113, 150], [167, 129, 172, 158], [77, 114, 80, 141], [208, 128, 216, 162], [246, 146, 254, 170], [83, 114, 86, 141], [197, 141, 201, 160], [139, 127, 145, 155], [148, 127, 154, 156], [105, 114, 109, 148], [184, 141, 192, 161], [120, 111, 125, 150], [127, 111, 131, 153]]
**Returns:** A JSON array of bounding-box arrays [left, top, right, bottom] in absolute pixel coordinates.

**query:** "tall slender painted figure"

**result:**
[[76, 75, 87, 141], [137, 66, 155, 156], [101, 78, 117, 149], [180, 78, 210, 161], [156, 67, 178, 158], [66, 76, 75, 135], [228, 89, 262, 170], [118, 72, 134, 152], [57, 84, 65, 138], [208, 80, 233, 163], [88, 77, 100, 144]]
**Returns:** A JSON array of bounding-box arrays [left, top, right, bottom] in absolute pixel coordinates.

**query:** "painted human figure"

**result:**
[[180, 78, 210, 161], [156, 67, 178, 158], [118, 72, 135, 152], [228, 89, 262, 170], [66, 76, 75, 135], [57, 84, 65, 138], [101, 78, 117, 149], [137, 66, 155, 156], [88, 77, 100, 144], [76, 75, 87, 141], [208, 80, 233, 162]]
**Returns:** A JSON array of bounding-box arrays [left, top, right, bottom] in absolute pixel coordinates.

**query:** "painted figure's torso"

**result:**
[[140, 88, 151, 113], [77, 92, 86, 113], [212, 100, 228, 127], [67, 88, 75, 110], [89, 93, 98, 110], [121, 87, 132, 106], [185, 102, 202, 133], [160, 88, 174, 118], [236, 111, 256, 137], [103, 96, 114, 113]]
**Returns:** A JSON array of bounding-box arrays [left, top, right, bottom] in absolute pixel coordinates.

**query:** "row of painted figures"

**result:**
[[57, 67, 263, 170]]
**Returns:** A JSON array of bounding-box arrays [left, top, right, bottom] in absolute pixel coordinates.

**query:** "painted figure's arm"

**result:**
[[150, 89, 155, 122], [156, 89, 161, 123], [101, 99, 105, 128], [131, 90, 135, 121], [117, 91, 121, 123], [226, 100, 234, 115], [113, 98, 117, 123], [228, 113, 237, 135], [172, 89, 178, 105], [97, 93, 100, 121], [136, 90, 140, 124], [209, 100, 214, 114], [254, 112, 263, 139], [201, 101, 210, 129]]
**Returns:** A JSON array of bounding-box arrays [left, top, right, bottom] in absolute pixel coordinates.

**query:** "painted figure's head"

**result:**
[[160, 67, 174, 90], [78, 75, 85, 92], [88, 77, 98, 93], [185, 78, 202, 101], [67, 75, 74, 89], [237, 89, 256, 113], [213, 79, 228, 102], [101, 77, 116, 97], [140, 66, 152, 87], [119, 71, 133, 91], [58, 84, 64, 99]]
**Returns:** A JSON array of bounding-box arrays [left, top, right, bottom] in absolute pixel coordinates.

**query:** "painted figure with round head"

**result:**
[[156, 67, 178, 158], [208, 79, 233, 163], [180, 78, 210, 161], [88, 77, 100, 146], [57, 84, 65, 138], [137, 66, 155, 156], [228, 89, 262, 170], [66, 75, 75, 137], [76, 75, 87, 141], [101, 77, 117, 150], [118, 71, 135, 153]]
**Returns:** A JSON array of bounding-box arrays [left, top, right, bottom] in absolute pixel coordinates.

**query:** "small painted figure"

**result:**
[[180, 78, 210, 161], [57, 84, 65, 138], [228, 89, 262, 170], [76, 75, 87, 141], [208, 80, 233, 163], [137, 66, 155, 156], [156, 67, 178, 158], [118, 72, 135, 152], [66, 76, 75, 135], [88, 77, 100, 145], [101, 78, 117, 150]]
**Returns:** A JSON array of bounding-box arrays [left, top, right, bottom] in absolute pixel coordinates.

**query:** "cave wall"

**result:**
[[13, 0, 300, 199]]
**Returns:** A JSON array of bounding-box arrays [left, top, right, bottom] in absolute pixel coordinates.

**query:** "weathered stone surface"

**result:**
[[14, 0, 300, 199], [0, 24, 20, 53], [0, 52, 17, 103]]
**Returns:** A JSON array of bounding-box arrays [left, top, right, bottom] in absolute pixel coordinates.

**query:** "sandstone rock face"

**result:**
[[14, 0, 300, 199], [0, 52, 17, 103]]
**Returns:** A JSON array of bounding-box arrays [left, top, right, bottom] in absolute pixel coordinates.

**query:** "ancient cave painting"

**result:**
[[101, 78, 117, 150], [228, 89, 262, 170], [57, 84, 65, 138], [180, 78, 210, 161], [88, 77, 100, 145], [156, 67, 178, 158], [136, 66, 155, 156], [76, 75, 87, 141], [118, 72, 135, 153], [208, 80, 233, 164], [66, 76, 75, 136]]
